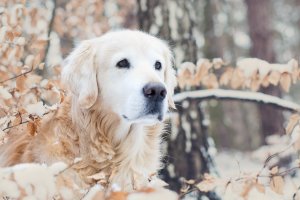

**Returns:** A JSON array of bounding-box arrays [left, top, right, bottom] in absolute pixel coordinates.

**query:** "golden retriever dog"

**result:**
[[0, 30, 176, 191]]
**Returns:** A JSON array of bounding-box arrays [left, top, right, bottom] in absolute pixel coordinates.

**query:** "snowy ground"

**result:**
[[213, 149, 300, 200]]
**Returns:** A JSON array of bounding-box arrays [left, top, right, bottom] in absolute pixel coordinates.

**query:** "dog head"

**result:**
[[62, 30, 176, 125]]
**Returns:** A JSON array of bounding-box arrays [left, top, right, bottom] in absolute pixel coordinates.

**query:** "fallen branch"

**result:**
[[173, 89, 300, 112]]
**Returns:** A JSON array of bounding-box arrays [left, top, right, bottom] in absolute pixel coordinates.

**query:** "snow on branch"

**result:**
[[177, 58, 299, 92], [173, 89, 300, 112]]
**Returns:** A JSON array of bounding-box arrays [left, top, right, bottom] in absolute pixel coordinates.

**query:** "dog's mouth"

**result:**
[[121, 101, 166, 124], [122, 109, 164, 124], [122, 112, 163, 123]]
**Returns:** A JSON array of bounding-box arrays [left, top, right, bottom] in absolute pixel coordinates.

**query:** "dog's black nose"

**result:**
[[143, 83, 167, 101]]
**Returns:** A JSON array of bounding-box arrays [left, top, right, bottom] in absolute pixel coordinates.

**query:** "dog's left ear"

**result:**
[[62, 40, 98, 109], [164, 46, 177, 110]]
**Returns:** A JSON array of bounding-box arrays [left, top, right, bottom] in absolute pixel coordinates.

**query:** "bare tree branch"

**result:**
[[173, 89, 300, 112]]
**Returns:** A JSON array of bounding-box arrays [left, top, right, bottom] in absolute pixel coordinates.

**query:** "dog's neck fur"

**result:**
[[59, 96, 164, 190]]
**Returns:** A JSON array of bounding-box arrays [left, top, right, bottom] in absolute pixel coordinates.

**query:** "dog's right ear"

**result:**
[[62, 40, 98, 109]]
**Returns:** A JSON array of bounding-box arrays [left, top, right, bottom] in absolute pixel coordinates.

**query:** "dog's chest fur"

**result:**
[[21, 98, 164, 191]]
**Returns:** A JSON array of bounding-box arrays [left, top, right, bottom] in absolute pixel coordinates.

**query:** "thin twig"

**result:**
[[276, 166, 300, 177], [293, 185, 300, 200], [2, 120, 29, 132], [179, 187, 198, 198], [257, 144, 294, 176], [2, 112, 50, 132], [0, 66, 33, 84], [55, 161, 78, 176], [0, 41, 24, 46]]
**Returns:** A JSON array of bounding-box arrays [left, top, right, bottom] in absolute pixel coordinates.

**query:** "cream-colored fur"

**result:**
[[0, 30, 176, 191]]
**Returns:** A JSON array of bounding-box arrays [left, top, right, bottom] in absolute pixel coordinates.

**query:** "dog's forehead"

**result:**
[[97, 30, 166, 54]]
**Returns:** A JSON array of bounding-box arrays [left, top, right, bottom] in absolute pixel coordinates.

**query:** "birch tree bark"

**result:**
[[137, 1, 218, 198]]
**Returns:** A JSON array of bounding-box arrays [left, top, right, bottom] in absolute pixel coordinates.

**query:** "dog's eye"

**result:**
[[116, 59, 130, 69], [154, 61, 162, 70]]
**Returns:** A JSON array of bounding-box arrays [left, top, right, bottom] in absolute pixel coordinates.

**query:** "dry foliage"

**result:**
[[0, 1, 63, 146], [286, 114, 300, 151], [1, 1, 300, 200], [0, 161, 178, 199], [183, 117, 300, 199], [0, 1, 176, 199], [178, 58, 299, 92]]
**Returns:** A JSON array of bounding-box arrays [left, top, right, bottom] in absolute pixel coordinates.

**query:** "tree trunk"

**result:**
[[245, 0, 284, 139], [137, 0, 218, 199]]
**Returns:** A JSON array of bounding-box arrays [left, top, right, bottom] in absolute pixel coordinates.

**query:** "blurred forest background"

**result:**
[[1, 0, 300, 199]]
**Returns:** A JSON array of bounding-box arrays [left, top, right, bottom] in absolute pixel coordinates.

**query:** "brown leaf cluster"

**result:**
[[286, 114, 300, 150], [177, 58, 299, 92], [0, 1, 63, 143], [53, 0, 137, 55], [2, 1, 300, 200], [193, 170, 287, 199], [189, 112, 300, 198]]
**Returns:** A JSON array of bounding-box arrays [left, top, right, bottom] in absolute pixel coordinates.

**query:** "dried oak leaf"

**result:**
[[27, 121, 37, 136], [279, 73, 291, 92], [11, 113, 22, 126], [261, 75, 270, 87], [240, 181, 254, 198], [268, 71, 281, 86], [230, 68, 245, 89], [16, 75, 27, 92], [107, 191, 128, 200], [193, 59, 212, 85], [196, 173, 219, 192], [219, 67, 234, 86], [250, 73, 261, 91], [285, 114, 300, 135], [201, 74, 219, 89], [269, 166, 284, 195], [6, 31, 14, 41], [177, 62, 196, 88], [255, 183, 265, 194], [31, 39, 48, 50], [91, 191, 105, 200], [270, 175, 284, 195]]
